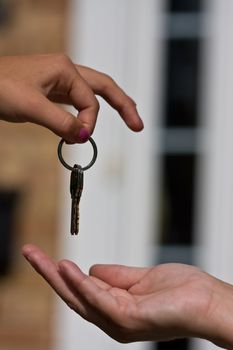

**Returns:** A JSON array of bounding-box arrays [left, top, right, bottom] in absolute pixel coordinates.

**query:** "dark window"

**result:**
[[0, 1, 13, 27], [164, 40, 200, 127], [157, 339, 189, 350], [0, 190, 19, 276], [168, 0, 201, 13], [160, 154, 196, 245]]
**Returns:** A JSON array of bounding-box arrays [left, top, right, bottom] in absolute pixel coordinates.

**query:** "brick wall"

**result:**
[[0, 1, 69, 349]]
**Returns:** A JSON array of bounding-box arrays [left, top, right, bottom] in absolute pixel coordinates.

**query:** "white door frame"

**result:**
[[54, 1, 164, 350]]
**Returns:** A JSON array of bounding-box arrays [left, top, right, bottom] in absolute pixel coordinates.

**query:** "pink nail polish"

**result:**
[[78, 128, 90, 143]]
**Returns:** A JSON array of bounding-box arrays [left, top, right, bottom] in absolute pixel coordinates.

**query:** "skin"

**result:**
[[0, 54, 143, 142], [22, 244, 233, 349], [4, 53, 233, 348]]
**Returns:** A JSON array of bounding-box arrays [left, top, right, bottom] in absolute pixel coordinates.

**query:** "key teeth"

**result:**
[[70, 227, 79, 235]]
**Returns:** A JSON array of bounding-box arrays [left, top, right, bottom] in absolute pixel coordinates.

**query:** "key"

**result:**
[[70, 164, 84, 235], [57, 137, 97, 235]]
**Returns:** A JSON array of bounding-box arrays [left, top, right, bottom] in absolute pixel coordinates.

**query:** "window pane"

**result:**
[[168, 0, 201, 12], [157, 338, 190, 350], [159, 155, 196, 245], [0, 190, 19, 276], [164, 40, 200, 127]]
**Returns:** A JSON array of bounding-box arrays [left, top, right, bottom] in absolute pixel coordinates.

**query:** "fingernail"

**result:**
[[77, 128, 90, 143]]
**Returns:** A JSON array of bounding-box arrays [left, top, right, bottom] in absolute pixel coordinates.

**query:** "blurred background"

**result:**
[[0, 1, 233, 350]]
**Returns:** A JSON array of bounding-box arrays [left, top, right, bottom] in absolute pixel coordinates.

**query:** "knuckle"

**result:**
[[93, 98, 100, 112], [101, 74, 116, 92], [55, 53, 72, 67], [61, 114, 76, 136]]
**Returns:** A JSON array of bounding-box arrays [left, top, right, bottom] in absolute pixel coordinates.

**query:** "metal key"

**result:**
[[57, 137, 97, 235], [70, 164, 84, 235]]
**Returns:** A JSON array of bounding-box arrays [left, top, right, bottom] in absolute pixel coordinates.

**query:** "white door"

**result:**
[[54, 1, 164, 350]]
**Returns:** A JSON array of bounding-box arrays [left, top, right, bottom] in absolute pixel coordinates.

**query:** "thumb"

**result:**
[[89, 264, 149, 289], [23, 90, 90, 143]]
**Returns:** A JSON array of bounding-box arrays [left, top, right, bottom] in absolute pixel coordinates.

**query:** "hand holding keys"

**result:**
[[57, 138, 97, 235]]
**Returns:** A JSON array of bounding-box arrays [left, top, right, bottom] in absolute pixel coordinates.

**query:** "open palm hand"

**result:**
[[22, 244, 219, 344]]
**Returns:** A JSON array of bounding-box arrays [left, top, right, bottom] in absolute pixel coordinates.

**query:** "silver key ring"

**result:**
[[57, 137, 98, 171]]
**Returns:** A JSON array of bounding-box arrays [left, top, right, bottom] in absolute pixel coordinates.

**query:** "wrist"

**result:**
[[203, 277, 233, 349], [176, 271, 233, 348]]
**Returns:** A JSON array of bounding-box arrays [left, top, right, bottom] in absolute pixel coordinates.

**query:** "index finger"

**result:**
[[22, 244, 88, 318], [77, 65, 144, 132], [59, 260, 122, 320]]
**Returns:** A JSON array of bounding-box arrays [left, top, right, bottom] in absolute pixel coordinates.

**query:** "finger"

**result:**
[[89, 264, 150, 290], [48, 57, 100, 137], [22, 244, 88, 317], [59, 260, 121, 319], [66, 74, 100, 136], [58, 264, 113, 300], [48, 84, 99, 137], [89, 275, 112, 290], [77, 65, 144, 132], [16, 84, 90, 143], [35, 97, 90, 143], [48, 91, 73, 105]]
